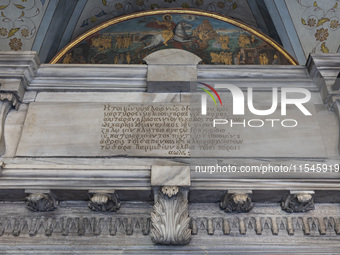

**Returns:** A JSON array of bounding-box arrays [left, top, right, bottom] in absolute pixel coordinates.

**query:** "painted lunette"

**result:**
[[50, 9, 298, 65]]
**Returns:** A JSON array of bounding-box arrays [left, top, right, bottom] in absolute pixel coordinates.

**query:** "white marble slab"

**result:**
[[151, 165, 190, 186], [16, 96, 327, 158], [16, 102, 190, 157]]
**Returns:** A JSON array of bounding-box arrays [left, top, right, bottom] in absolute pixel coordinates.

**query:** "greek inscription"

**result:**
[[100, 104, 190, 156], [190, 106, 243, 155]]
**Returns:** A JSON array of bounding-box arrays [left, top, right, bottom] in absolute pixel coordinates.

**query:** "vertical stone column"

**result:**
[[150, 165, 191, 245]]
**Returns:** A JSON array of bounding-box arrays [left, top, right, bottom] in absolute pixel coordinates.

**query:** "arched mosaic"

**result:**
[[51, 9, 298, 65]]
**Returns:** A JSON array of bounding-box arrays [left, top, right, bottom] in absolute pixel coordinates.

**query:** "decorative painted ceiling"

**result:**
[[285, 0, 340, 57], [0, 0, 338, 64], [0, 0, 50, 51]]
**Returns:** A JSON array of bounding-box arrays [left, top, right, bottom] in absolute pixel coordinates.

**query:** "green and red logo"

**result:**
[[197, 82, 222, 115]]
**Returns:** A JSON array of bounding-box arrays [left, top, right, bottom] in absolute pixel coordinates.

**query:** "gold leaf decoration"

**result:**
[[334, 2, 338, 8], [232, 2, 237, 9], [102, 0, 107, 6], [7, 28, 20, 38], [1, 11, 5, 17], [321, 42, 329, 53], [316, 18, 330, 27], [301, 18, 306, 25], [313, 1, 317, 7], [19, 11, 24, 17], [0, 5, 8, 10], [14, 4, 25, 9]]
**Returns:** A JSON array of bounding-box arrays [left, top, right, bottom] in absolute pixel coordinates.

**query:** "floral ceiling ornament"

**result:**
[[9, 37, 22, 51], [314, 27, 329, 42], [298, 0, 340, 53], [0, 0, 46, 51], [0, 27, 7, 37]]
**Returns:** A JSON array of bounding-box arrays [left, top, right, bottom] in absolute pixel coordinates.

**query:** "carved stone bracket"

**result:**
[[281, 191, 315, 213], [220, 191, 253, 213], [0, 93, 19, 110], [151, 186, 191, 245], [25, 190, 58, 212], [0, 93, 20, 156], [88, 190, 120, 212], [149, 165, 191, 245]]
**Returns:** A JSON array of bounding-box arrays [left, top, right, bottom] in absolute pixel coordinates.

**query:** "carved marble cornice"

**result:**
[[306, 53, 340, 80], [0, 51, 329, 93], [306, 53, 340, 102], [0, 214, 338, 237], [0, 52, 40, 87], [1, 202, 340, 253], [1, 160, 340, 193]]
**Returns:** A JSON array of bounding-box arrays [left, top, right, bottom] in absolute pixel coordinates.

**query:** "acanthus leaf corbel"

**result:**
[[150, 166, 191, 245]]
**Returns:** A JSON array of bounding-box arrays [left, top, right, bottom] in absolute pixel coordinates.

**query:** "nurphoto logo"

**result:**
[[197, 83, 312, 128]]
